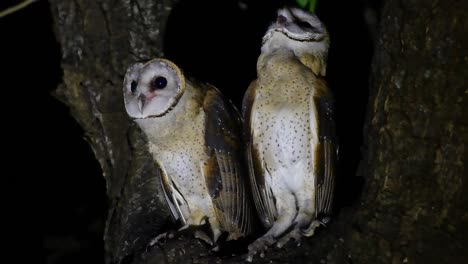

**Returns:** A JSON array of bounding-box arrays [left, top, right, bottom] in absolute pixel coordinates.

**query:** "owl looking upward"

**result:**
[[123, 58, 253, 245], [242, 7, 337, 260]]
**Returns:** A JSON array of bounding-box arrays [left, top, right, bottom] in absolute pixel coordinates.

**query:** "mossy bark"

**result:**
[[49, 0, 467, 263]]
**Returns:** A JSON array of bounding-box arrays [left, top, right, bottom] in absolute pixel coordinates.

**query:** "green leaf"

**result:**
[[309, 0, 317, 13], [296, 0, 309, 8], [295, 0, 318, 13]]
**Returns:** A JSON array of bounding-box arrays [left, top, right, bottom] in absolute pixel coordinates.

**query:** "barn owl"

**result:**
[[242, 7, 337, 260], [123, 58, 253, 246]]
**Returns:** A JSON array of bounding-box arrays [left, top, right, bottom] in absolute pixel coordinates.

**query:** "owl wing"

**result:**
[[157, 161, 188, 225], [202, 85, 253, 239], [312, 78, 337, 217], [243, 80, 278, 228]]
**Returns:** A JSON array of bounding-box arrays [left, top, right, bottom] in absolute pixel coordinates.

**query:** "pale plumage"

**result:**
[[123, 59, 253, 245], [243, 8, 337, 260]]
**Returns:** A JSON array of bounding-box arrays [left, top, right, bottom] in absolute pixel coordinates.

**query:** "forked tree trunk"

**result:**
[[49, 0, 467, 263]]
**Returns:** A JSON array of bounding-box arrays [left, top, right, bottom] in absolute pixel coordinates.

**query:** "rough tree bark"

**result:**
[[49, 0, 467, 263], [350, 0, 467, 263], [49, 1, 176, 263]]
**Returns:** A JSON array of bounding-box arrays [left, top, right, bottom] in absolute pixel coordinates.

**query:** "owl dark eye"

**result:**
[[151, 76, 167, 90], [130, 81, 137, 93], [297, 21, 321, 34], [277, 15, 287, 24], [297, 21, 314, 31]]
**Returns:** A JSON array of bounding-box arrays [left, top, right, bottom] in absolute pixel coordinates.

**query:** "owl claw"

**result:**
[[321, 217, 331, 226], [246, 235, 275, 262], [211, 245, 220, 252], [302, 220, 321, 237], [277, 229, 302, 248], [148, 229, 178, 248], [148, 229, 176, 248], [178, 224, 190, 231], [194, 230, 213, 246], [149, 232, 168, 247]]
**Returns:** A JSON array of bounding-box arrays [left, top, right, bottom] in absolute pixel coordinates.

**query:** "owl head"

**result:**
[[262, 7, 329, 59], [123, 59, 186, 119]]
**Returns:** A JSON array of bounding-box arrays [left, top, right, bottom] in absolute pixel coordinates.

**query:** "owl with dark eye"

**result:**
[[123, 58, 254, 246]]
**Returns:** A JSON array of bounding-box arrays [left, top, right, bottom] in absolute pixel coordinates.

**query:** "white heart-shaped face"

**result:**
[[123, 59, 186, 119]]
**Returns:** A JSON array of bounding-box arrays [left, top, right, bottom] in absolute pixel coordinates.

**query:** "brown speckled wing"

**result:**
[[242, 81, 278, 229], [202, 85, 253, 239], [312, 79, 337, 217]]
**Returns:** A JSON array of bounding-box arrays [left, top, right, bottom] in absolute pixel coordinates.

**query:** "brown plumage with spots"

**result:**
[[123, 58, 254, 246], [242, 7, 337, 261]]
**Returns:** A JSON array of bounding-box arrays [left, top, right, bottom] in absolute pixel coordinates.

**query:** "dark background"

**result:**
[[2, 1, 106, 263], [2, 0, 376, 263]]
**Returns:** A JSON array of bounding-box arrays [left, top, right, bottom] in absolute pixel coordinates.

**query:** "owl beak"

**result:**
[[138, 94, 146, 114]]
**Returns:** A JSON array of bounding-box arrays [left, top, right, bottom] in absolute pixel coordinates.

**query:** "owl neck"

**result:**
[[135, 86, 199, 142], [259, 32, 328, 76]]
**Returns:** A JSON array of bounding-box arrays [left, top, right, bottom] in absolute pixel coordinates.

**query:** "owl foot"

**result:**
[[302, 218, 329, 237], [276, 229, 302, 248], [148, 230, 176, 247], [210, 245, 220, 252], [194, 230, 214, 246], [246, 235, 275, 262]]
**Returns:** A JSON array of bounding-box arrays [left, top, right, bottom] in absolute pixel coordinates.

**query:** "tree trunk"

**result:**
[[48, 0, 467, 263], [350, 0, 467, 263], [48, 1, 176, 263]]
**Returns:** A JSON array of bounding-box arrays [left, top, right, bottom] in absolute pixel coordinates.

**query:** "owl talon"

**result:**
[[194, 230, 213, 246], [149, 232, 169, 247], [277, 229, 302, 248], [302, 220, 321, 237], [321, 217, 331, 226], [178, 224, 190, 231], [247, 235, 275, 261], [211, 245, 220, 252]]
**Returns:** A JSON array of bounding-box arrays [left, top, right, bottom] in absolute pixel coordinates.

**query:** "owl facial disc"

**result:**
[[123, 59, 186, 119]]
